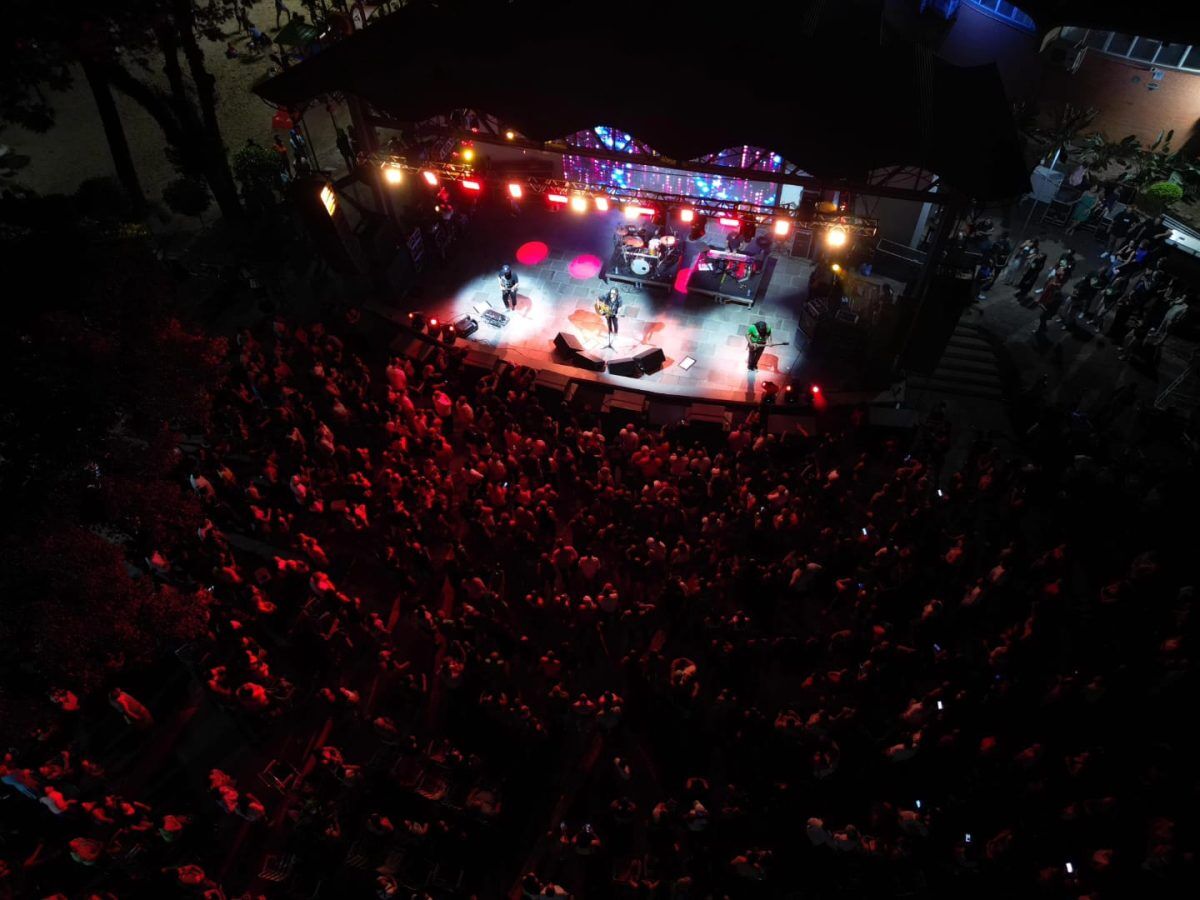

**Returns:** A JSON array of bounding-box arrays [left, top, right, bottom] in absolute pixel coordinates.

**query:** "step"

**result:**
[[931, 366, 1003, 389], [947, 333, 992, 352], [908, 375, 1004, 400], [939, 350, 998, 372]]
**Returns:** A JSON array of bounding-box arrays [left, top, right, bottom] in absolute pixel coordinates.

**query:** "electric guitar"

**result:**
[[746, 337, 790, 349]]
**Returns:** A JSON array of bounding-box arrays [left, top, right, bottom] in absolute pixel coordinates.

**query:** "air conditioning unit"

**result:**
[[1043, 38, 1087, 73]]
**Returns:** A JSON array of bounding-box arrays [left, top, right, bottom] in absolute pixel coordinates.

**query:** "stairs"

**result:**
[[908, 322, 1004, 401]]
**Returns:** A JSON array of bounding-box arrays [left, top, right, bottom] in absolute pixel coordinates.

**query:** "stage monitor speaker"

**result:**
[[634, 346, 666, 374], [575, 351, 606, 372], [554, 331, 584, 356], [607, 356, 643, 377]]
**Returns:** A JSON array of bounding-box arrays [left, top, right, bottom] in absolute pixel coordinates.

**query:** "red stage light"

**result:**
[[421, 170, 439, 186], [462, 180, 481, 191], [516, 241, 550, 265], [774, 219, 791, 237], [429, 318, 439, 328], [718, 217, 740, 228], [547, 194, 569, 204], [508, 182, 523, 199], [811, 384, 821, 394], [594, 197, 610, 211], [568, 254, 604, 279], [679, 208, 695, 223]]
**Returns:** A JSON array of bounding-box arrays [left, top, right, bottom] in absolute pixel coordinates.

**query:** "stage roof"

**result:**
[[255, 0, 1030, 200]]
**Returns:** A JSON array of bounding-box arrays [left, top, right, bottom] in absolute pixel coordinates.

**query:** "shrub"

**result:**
[[163, 176, 212, 219]]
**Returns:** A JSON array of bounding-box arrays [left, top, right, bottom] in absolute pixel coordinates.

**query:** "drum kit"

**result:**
[[616, 226, 679, 278]]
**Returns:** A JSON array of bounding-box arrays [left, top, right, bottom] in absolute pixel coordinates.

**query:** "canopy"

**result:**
[[275, 17, 320, 48], [255, 0, 1030, 200]]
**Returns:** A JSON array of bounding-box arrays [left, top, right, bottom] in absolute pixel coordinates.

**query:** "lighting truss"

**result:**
[[371, 155, 879, 237]]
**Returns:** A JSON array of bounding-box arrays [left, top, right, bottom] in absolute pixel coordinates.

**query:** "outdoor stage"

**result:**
[[409, 207, 816, 405]]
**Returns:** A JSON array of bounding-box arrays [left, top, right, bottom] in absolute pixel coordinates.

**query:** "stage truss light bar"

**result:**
[[679, 208, 695, 223], [773, 219, 791, 237], [547, 193, 570, 204], [570, 195, 589, 213], [508, 182, 523, 198], [624, 205, 655, 219], [594, 196, 610, 211], [421, 170, 439, 186], [462, 179, 481, 191], [718, 217, 740, 228], [368, 156, 879, 237]]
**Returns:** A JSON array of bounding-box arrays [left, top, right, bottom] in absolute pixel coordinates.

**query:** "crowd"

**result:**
[[1, 302, 1196, 899]]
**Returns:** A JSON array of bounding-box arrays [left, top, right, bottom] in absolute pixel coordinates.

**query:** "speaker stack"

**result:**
[[552, 333, 665, 377], [554, 332, 606, 371]]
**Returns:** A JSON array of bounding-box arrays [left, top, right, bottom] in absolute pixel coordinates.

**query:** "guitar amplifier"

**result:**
[[799, 299, 826, 337], [482, 309, 509, 328]]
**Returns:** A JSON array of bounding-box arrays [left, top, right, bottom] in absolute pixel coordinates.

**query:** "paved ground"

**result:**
[[1, 0, 344, 216]]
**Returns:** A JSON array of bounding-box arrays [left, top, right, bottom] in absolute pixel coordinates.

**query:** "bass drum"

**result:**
[[630, 256, 653, 276]]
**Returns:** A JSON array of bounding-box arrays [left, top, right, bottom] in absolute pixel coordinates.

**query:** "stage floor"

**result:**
[[412, 206, 817, 404]]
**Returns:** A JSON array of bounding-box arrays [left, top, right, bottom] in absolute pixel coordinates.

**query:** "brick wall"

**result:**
[[1039, 51, 1200, 149]]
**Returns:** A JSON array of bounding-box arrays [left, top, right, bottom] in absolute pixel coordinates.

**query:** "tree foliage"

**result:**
[[163, 174, 212, 218]]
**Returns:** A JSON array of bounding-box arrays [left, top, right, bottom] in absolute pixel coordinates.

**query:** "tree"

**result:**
[[7, 0, 248, 220], [233, 142, 284, 213]]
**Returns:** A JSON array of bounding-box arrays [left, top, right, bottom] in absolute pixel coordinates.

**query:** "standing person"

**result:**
[[1102, 206, 1140, 259], [1001, 238, 1037, 285], [1016, 249, 1048, 296], [1034, 271, 1065, 335], [1064, 184, 1100, 235], [499, 265, 519, 310], [288, 127, 307, 167], [746, 320, 771, 371], [599, 287, 622, 335], [272, 135, 291, 177], [275, 0, 292, 29], [335, 126, 355, 173]]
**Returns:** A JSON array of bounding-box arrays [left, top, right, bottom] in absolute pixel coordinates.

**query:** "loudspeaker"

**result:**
[[575, 351, 606, 372], [634, 346, 666, 374], [554, 331, 583, 355], [607, 356, 642, 377]]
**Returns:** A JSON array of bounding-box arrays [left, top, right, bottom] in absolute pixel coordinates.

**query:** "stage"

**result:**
[[408, 206, 818, 405]]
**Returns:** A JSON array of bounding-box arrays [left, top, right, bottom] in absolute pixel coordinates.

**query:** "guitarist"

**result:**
[[746, 320, 771, 371], [498, 264, 519, 310], [598, 287, 623, 335]]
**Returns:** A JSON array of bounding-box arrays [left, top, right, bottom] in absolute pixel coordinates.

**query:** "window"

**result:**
[[1059, 26, 1087, 43], [963, 0, 1036, 32], [1129, 37, 1161, 62], [1184, 45, 1200, 71], [1084, 30, 1112, 50], [1107, 33, 1135, 56], [1154, 44, 1188, 68]]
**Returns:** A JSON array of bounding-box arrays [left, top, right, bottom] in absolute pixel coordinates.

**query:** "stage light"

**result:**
[[679, 208, 695, 223], [570, 195, 588, 213], [624, 205, 654, 219], [320, 184, 337, 216], [508, 182, 523, 199], [505, 130, 515, 140], [831, 263, 841, 273], [547, 194, 569, 204], [774, 219, 791, 237], [594, 196, 610, 211], [811, 384, 821, 394], [462, 148, 475, 163], [718, 217, 740, 228], [826, 226, 848, 248], [382, 164, 403, 186], [462, 179, 481, 191], [421, 170, 439, 187]]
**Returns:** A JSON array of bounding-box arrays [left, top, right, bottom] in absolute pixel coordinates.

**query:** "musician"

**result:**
[[498, 264, 519, 310], [598, 287, 622, 335], [746, 320, 771, 371]]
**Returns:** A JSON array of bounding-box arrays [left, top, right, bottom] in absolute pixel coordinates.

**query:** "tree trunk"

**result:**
[[80, 58, 146, 216]]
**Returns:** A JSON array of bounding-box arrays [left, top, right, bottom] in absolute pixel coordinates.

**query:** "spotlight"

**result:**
[[773, 219, 791, 237], [784, 383, 798, 404], [462, 148, 474, 163], [831, 263, 841, 273], [826, 226, 848, 248], [462, 180, 481, 191], [594, 196, 610, 211], [570, 195, 588, 213], [718, 217, 740, 228], [507, 182, 523, 199], [421, 170, 439, 187], [679, 208, 695, 224], [547, 194, 569, 204], [624, 205, 654, 219], [382, 164, 403, 186], [505, 130, 515, 140], [811, 384, 821, 395]]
